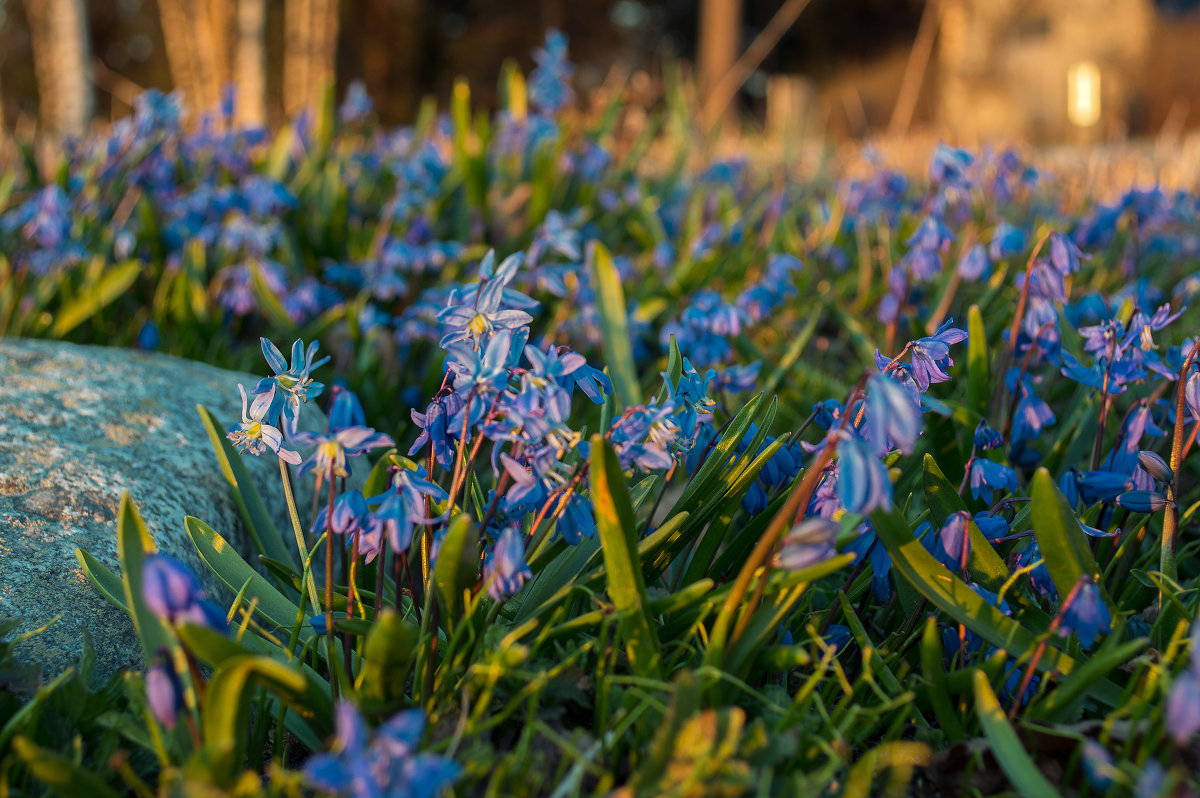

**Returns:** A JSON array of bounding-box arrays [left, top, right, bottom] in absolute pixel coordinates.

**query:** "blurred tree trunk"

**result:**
[[158, 0, 230, 114], [698, 0, 741, 130], [23, 0, 94, 136], [284, 0, 339, 117], [283, 0, 313, 117], [235, 0, 268, 125], [158, 0, 202, 111]]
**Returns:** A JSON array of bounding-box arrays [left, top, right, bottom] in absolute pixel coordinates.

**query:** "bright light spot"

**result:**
[[1067, 61, 1101, 128]]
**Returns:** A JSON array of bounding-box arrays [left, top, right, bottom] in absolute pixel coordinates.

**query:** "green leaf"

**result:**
[[967, 304, 989, 417], [249, 263, 299, 334], [659, 334, 684, 405], [197, 405, 298, 571], [201, 655, 310, 782], [670, 393, 764, 515], [922, 455, 1039, 620], [1028, 635, 1148, 722], [589, 435, 661, 678], [1030, 468, 1101, 599], [588, 240, 640, 408], [433, 513, 479, 631], [358, 610, 420, 709], [13, 737, 124, 798], [51, 260, 140, 337], [920, 616, 965, 742], [116, 492, 171, 664], [973, 670, 1064, 798], [177, 623, 331, 746], [75, 547, 128, 612], [185, 516, 312, 645], [871, 506, 1123, 707]]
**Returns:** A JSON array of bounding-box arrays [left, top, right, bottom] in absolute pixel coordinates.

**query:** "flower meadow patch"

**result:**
[[4, 32, 1200, 798]]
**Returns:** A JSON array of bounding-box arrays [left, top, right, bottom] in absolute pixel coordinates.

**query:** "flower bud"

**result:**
[[146, 660, 184, 730], [1137, 450, 1173, 484], [1115, 490, 1172, 513]]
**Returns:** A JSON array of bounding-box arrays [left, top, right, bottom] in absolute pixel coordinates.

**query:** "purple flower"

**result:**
[[142, 554, 228, 632], [909, 320, 968, 391], [146, 658, 185, 730], [227, 384, 303, 465], [484, 526, 532, 601], [935, 511, 972, 573], [1168, 661, 1200, 749], [776, 518, 838, 571], [293, 425, 395, 480]]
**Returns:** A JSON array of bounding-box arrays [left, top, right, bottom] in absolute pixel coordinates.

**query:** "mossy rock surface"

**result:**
[[0, 339, 323, 680]]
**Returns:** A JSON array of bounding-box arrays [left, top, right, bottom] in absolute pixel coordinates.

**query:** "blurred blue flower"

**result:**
[[484, 525, 532, 601], [304, 702, 460, 798], [142, 554, 228, 632], [1058, 577, 1111, 648]]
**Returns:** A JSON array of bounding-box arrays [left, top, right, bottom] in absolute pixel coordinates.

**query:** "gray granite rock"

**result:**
[[0, 339, 323, 681]]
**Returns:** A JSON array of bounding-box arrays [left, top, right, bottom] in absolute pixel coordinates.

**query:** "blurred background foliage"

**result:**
[[6, 0, 1200, 147]]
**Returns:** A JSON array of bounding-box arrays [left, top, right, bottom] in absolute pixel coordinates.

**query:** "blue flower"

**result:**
[[362, 466, 449, 557], [313, 490, 370, 536], [973, 512, 1009, 541], [293, 425, 395, 480], [909, 320, 967, 391], [969, 458, 1018, 503], [776, 518, 838, 571], [559, 357, 612, 404], [227, 384, 303, 464], [1114, 490, 1171, 513], [1058, 577, 1111, 648], [304, 703, 460, 798], [142, 554, 228, 632], [973, 420, 1003, 451], [1076, 470, 1130, 505], [865, 373, 922, 456], [988, 221, 1027, 261], [957, 243, 990, 281], [253, 338, 331, 434], [1048, 231, 1086, 274], [484, 526, 532, 601], [836, 432, 892, 515], [437, 251, 534, 348], [445, 329, 513, 397], [1137, 450, 1173, 483], [409, 393, 464, 469]]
